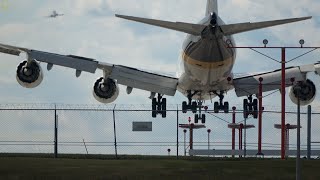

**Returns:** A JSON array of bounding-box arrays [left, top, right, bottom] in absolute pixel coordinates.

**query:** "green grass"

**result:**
[[0, 155, 319, 180]]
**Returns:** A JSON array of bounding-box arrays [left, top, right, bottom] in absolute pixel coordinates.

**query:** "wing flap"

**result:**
[[115, 14, 206, 36], [220, 16, 312, 35], [109, 65, 178, 96]]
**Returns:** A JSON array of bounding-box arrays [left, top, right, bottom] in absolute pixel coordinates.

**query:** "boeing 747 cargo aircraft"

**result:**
[[0, 0, 318, 123]]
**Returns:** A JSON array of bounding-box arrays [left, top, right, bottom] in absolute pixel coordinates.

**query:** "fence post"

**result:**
[[307, 105, 311, 160], [54, 104, 58, 158], [112, 105, 118, 159], [176, 106, 179, 159], [296, 86, 301, 180]]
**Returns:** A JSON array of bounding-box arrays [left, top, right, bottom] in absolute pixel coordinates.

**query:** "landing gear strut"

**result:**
[[243, 95, 258, 119], [213, 91, 229, 113], [152, 94, 166, 118], [182, 91, 206, 124]]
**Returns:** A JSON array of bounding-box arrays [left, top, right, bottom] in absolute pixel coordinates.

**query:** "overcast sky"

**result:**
[[0, 0, 319, 154]]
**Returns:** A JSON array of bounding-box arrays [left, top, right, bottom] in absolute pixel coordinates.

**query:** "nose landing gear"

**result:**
[[181, 91, 207, 124], [194, 101, 206, 124]]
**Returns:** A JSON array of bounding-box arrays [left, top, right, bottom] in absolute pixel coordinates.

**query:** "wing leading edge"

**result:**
[[0, 43, 178, 96]]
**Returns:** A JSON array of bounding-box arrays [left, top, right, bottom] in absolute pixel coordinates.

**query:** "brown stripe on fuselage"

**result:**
[[182, 51, 234, 69]]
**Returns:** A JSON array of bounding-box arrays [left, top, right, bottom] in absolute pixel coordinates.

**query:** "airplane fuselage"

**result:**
[[177, 14, 236, 100]]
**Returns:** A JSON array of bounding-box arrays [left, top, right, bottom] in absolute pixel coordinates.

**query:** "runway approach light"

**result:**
[[299, 39, 305, 47], [263, 39, 268, 47]]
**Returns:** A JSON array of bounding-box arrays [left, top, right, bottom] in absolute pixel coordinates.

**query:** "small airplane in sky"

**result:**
[[47, 10, 64, 18], [0, 0, 317, 123]]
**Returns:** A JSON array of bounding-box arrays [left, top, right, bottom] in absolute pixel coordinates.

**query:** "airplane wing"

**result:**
[[0, 43, 178, 96], [232, 63, 320, 97]]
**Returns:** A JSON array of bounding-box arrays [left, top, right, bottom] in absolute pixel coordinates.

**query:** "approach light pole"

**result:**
[[257, 77, 263, 156], [228, 39, 320, 160], [295, 83, 302, 180], [179, 117, 206, 156], [207, 129, 211, 157], [232, 106, 236, 158], [183, 129, 187, 156]]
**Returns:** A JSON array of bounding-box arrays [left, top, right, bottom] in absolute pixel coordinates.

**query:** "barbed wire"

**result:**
[[0, 103, 318, 112]]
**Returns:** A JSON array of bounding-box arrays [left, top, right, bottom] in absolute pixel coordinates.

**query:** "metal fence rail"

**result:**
[[0, 103, 319, 158]]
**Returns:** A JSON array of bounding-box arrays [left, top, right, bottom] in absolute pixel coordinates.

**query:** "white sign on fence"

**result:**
[[132, 122, 152, 132]]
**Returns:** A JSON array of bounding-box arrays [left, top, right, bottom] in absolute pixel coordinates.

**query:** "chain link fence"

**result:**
[[0, 103, 319, 158]]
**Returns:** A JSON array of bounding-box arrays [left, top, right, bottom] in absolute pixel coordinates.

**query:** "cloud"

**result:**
[[0, 0, 319, 155]]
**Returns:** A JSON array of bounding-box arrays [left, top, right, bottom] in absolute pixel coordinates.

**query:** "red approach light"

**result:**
[[259, 77, 263, 82], [183, 129, 187, 133]]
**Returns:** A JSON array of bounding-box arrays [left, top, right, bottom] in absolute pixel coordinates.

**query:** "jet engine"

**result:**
[[289, 79, 316, 106], [16, 60, 43, 88], [93, 77, 119, 103]]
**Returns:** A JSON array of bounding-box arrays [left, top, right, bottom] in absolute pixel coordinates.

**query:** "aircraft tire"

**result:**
[[195, 114, 199, 124], [182, 101, 187, 113], [224, 102, 229, 113], [201, 114, 206, 124], [214, 102, 219, 113], [161, 98, 167, 118], [152, 98, 157, 118]]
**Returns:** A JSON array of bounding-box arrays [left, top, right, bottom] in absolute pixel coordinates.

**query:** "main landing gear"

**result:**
[[213, 91, 229, 113], [182, 91, 206, 124], [243, 95, 258, 119], [152, 94, 166, 118]]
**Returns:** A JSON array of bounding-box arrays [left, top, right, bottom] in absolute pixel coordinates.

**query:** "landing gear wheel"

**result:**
[[161, 98, 167, 118], [243, 99, 248, 118], [182, 101, 187, 113], [214, 102, 219, 113], [195, 114, 199, 124], [191, 101, 197, 113], [253, 99, 258, 119], [152, 98, 157, 118], [224, 102, 229, 113], [201, 114, 206, 124], [151, 94, 167, 118]]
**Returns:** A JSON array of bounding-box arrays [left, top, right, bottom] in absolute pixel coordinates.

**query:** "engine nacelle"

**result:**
[[93, 77, 119, 103], [289, 79, 316, 106], [16, 60, 43, 88]]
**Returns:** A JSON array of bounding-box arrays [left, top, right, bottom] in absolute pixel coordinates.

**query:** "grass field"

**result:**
[[0, 155, 319, 180]]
